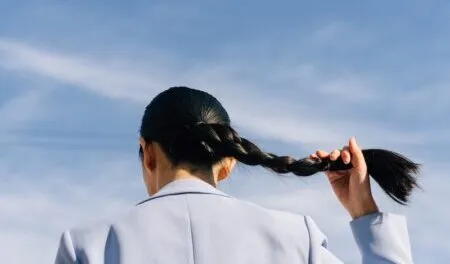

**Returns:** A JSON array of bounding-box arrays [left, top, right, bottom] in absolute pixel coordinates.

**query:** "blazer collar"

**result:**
[[137, 178, 231, 205]]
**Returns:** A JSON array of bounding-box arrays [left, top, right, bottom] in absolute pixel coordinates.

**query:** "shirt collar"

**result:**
[[137, 178, 231, 205]]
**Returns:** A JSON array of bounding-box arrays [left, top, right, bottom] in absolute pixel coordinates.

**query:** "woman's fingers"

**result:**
[[348, 137, 366, 169], [313, 148, 349, 163], [330, 149, 340, 161], [312, 143, 359, 169], [315, 150, 329, 158], [341, 146, 351, 164]]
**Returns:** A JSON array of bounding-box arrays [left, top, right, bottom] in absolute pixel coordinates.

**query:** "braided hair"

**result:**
[[140, 87, 420, 205]]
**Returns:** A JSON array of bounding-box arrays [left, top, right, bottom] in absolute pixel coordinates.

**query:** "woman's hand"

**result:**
[[310, 137, 379, 219]]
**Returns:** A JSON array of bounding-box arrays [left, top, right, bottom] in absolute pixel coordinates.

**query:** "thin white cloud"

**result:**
[[0, 39, 163, 102], [0, 39, 343, 146], [1, 38, 446, 149]]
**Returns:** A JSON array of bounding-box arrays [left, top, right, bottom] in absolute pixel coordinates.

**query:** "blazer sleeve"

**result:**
[[350, 212, 413, 264], [54, 231, 77, 264], [306, 212, 413, 264]]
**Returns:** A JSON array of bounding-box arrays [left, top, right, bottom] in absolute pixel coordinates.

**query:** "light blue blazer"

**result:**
[[54, 179, 413, 264]]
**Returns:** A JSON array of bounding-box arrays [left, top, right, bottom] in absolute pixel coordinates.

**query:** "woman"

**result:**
[[54, 87, 417, 263]]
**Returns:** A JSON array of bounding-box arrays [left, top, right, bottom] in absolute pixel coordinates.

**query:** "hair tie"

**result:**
[[195, 121, 206, 126]]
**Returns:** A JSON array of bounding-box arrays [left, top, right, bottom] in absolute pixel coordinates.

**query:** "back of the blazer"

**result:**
[[54, 179, 329, 264], [54, 179, 412, 264]]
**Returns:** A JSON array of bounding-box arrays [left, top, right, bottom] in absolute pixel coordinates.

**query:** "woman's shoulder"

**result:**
[[63, 217, 113, 247], [232, 198, 328, 241], [62, 206, 137, 247], [226, 198, 317, 233]]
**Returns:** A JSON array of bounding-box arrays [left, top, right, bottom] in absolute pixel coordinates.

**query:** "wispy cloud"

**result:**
[[0, 39, 164, 102], [1, 38, 447, 150], [0, 39, 344, 146]]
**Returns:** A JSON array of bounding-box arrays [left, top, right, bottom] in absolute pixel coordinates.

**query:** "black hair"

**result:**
[[140, 87, 420, 205]]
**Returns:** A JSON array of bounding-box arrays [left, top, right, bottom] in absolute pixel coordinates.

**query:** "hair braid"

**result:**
[[185, 123, 419, 205]]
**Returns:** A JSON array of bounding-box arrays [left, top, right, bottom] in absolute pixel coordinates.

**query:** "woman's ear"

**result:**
[[140, 137, 155, 172], [217, 157, 237, 182]]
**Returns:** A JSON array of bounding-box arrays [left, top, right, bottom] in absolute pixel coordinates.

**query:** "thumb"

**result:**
[[349, 137, 366, 170]]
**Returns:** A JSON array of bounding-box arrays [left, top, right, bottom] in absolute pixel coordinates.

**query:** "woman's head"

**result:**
[[139, 87, 420, 204], [139, 87, 235, 193]]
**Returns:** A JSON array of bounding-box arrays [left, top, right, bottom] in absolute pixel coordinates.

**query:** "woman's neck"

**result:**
[[157, 167, 217, 192]]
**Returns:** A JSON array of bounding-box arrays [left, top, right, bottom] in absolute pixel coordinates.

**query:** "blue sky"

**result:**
[[1, 1, 449, 263]]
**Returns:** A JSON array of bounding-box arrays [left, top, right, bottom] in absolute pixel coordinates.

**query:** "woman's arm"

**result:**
[[310, 137, 413, 263], [351, 212, 413, 263], [306, 213, 412, 264]]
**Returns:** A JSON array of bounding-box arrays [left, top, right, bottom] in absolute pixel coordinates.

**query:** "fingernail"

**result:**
[[344, 156, 351, 164]]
